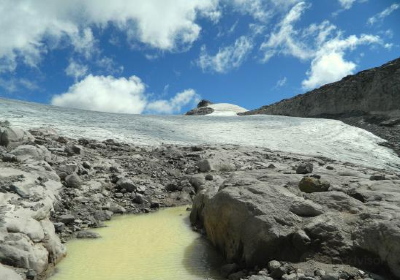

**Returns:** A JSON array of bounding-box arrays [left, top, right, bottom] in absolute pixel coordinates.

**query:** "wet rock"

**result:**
[[65, 173, 82, 189], [109, 203, 126, 214], [296, 162, 313, 174], [298, 177, 330, 193], [76, 231, 100, 239]]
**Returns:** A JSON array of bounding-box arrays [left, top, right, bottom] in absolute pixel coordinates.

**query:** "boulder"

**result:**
[[10, 145, 51, 162], [65, 173, 82, 189], [116, 178, 136, 192], [298, 177, 330, 193], [197, 159, 212, 172], [296, 162, 313, 174], [0, 127, 34, 148]]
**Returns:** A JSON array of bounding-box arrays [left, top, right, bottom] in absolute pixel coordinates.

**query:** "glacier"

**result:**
[[0, 97, 398, 170]]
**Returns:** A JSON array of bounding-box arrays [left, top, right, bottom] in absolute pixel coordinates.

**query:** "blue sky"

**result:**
[[0, 0, 399, 114]]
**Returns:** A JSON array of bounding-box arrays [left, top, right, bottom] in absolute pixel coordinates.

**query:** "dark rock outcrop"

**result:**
[[242, 57, 400, 118]]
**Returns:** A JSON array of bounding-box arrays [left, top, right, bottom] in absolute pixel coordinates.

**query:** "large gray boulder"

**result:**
[[10, 145, 51, 162], [191, 171, 400, 278], [0, 127, 34, 148]]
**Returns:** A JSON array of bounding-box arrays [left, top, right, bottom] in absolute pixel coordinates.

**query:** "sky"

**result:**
[[0, 0, 399, 115]]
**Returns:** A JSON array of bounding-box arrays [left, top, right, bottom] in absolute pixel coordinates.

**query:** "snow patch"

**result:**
[[207, 103, 248, 116]]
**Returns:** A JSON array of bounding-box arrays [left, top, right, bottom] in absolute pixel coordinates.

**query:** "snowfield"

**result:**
[[0, 98, 399, 170], [207, 103, 248, 116]]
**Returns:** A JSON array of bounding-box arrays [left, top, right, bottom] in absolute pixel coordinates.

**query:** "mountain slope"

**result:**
[[242, 57, 400, 118]]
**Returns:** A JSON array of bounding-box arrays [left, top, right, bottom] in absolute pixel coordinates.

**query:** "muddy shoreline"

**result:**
[[1, 123, 400, 280]]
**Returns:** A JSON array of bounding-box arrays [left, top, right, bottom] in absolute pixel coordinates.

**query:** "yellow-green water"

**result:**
[[50, 207, 223, 280]]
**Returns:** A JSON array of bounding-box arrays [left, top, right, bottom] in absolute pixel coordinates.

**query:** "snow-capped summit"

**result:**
[[185, 100, 247, 116]]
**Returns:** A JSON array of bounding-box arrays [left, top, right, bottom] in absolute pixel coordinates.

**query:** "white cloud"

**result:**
[[338, 0, 356, 10], [65, 61, 88, 81], [197, 36, 253, 73], [260, 2, 313, 62], [0, 78, 38, 93], [260, 2, 385, 90], [302, 34, 382, 89], [368, 3, 400, 25], [0, 0, 220, 71], [146, 89, 200, 114], [275, 77, 288, 88], [51, 75, 199, 114], [230, 0, 300, 21]]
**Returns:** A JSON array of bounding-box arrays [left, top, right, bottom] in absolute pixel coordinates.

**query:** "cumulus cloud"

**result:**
[[51, 75, 199, 114], [197, 36, 254, 73], [302, 34, 382, 90], [0, 0, 220, 71], [146, 89, 200, 114], [368, 3, 400, 25], [65, 61, 88, 81], [260, 2, 384, 90]]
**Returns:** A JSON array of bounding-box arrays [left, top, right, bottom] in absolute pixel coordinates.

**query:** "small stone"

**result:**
[[65, 173, 82, 189], [268, 260, 281, 271], [59, 214, 75, 225], [53, 222, 65, 233], [205, 174, 214, 181], [116, 178, 136, 192], [267, 164, 276, 169], [114, 193, 124, 198], [197, 159, 212, 172], [296, 162, 313, 174], [2, 153, 17, 162], [370, 174, 386, 181], [326, 166, 334, 170], [82, 161, 91, 169], [133, 194, 145, 204], [314, 269, 326, 277], [26, 269, 36, 280]]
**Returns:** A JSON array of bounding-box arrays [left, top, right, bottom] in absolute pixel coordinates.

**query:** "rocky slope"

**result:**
[[1, 121, 400, 280], [242, 57, 400, 118]]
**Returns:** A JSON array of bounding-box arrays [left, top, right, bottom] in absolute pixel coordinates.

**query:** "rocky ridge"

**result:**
[[1, 122, 399, 280]]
